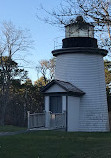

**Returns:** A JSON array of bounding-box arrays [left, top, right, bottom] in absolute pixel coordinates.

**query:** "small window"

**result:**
[[50, 96, 62, 113]]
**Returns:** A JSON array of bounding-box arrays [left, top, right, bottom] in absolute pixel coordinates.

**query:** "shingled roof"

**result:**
[[41, 79, 85, 96]]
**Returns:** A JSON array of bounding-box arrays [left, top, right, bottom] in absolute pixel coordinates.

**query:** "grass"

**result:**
[[0, 131, 111, 158], [0, 125, 26, 132]]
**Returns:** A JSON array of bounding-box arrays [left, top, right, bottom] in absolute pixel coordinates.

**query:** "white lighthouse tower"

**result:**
[[42, 16, 109, 132]]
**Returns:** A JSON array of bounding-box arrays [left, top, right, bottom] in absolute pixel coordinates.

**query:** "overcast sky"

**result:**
[[0, 0, 64, 82]]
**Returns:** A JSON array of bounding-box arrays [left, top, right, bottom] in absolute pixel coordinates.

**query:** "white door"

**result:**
[[67, 96, 80, 131]]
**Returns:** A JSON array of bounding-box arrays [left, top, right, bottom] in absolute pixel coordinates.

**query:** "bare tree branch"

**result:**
[[37, 0, 111, 52]]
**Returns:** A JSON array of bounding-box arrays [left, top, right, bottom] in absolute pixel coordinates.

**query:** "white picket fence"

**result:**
[[28, 112, 45, 129], [28, 111, 66, 129], [50, 113, 66, 129]]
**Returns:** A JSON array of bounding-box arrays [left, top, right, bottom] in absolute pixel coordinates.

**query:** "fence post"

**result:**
[[27, 111, 30, 129], [34, 113, 36, 127], [45, 111, 51, 128], [64, 111, 66, 128]]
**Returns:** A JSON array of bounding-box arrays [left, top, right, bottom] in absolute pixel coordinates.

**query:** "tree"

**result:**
[[21, 77, 45, 114], [104, 60, 111, 112], [48, 58, 56, 80], [104, 60, 111, 86], [34, 76, 47, 87], [77, 0, 111, 52], [37, 60, 49, 84], [36, 57, 56, 84], [0, 21, 32, 125], [37, 0, 111, 52], [0, 57, 28, 126]]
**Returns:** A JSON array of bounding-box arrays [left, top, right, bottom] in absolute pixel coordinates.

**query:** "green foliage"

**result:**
[[37, 57, 56, 83], [104, 60, 111, 111], [24, 79, 32, 86], [4, 76, 45, 126], [0, 56, 27, 84], [34, 76, 48, 87], [21, 78, 44, 113], [104, 60, 111, 85], [0, 57, 46, 127]]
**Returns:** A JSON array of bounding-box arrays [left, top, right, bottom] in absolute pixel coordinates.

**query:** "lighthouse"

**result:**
[[42, 16, 109, 132]]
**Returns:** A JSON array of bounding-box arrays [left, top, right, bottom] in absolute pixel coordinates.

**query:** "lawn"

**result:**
[[0, 125, 26, 132], [0, 131, 111, 158]]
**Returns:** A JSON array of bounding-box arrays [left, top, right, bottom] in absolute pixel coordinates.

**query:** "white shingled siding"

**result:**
[[55, 53, 109, 131]]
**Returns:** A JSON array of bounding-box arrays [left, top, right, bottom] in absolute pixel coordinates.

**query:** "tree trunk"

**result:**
[[0, 95, 7, 126], [0, 111, 5, 126], [0, 87, 9, 126]]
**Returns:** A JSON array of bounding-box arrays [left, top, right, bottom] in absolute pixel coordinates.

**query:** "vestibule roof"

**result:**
[[41, 79, 85, 96]]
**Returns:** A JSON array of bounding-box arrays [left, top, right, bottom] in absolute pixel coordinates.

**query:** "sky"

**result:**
[[0, 0, 64, 82]]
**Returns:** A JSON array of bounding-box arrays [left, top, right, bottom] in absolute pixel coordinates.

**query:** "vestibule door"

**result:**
[[49, 96, 62, 113]]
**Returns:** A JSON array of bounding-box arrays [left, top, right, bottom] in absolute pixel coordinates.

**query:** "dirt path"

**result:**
[[0, 130, 29, 136]]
